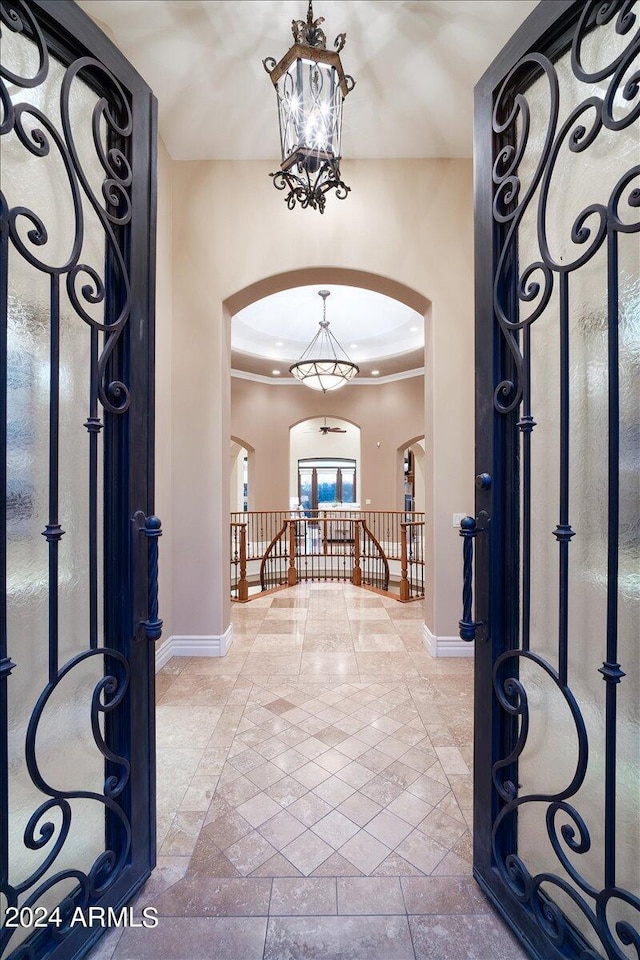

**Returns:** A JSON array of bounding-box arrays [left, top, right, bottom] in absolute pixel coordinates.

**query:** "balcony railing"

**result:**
[[230, 510, 425, 603]]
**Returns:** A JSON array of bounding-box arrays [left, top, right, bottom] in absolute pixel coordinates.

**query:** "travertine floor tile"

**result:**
[[149, 877, 272, 916], [364, 809, 413, 849], [270, 877, 337, 916], [311, 810, 360, 849], [401, 877, 489, 915], [281, 830, 334, 875], [395, 830, 448, 875], [264, 915, 414, 960], [258, 809, 307, 849], [129, 586, 521, 959], [113, 917, 267, 960], [337, 877, 405, 915], [409, 913, 529, 959], [339, 831, 391, 875], [236, 792, 282, 828], [225, 830, 277, 875]]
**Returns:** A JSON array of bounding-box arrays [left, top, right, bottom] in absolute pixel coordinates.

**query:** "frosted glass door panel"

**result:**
[[510, 18, 639, 956], [2, 25, 114, 956]]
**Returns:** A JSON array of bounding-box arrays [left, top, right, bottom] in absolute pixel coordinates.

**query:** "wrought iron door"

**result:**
[[472, 2, 639, 958], [1, 2, 159, 958]]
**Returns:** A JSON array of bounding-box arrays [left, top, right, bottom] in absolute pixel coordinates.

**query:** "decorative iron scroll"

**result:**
[[0, 0, 133, 416], [270, 161, 350, 215], [492, 1, 640, 414], [1, 1, 135, 955], [490, 1, 639, 957]]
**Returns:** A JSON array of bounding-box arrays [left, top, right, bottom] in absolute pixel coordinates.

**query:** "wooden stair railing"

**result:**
[[259, 521, 289, 592], [360, 518, 390, 592]]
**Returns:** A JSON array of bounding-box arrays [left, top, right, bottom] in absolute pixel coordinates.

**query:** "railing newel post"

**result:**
[[400, 522, 410, 601], [238, 523, 249, 601], [288, 519, 298, 586]]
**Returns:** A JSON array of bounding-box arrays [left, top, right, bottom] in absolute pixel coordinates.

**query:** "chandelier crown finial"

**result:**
[[291, 1, 327, 47]]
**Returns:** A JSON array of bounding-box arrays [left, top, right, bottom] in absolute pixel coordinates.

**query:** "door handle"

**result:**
[[135, 512, 163, 642], [459, 516, 482, 641]]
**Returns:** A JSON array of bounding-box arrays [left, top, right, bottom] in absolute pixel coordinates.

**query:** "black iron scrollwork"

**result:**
[[491, 651, 640, 959], [492, 3, 640, 414], [489, 3, 640, 955], [0, 650, 131, 957], [271, 160, 351, 215], [1, 2, 137, 954], [1, 3, 133, 416]]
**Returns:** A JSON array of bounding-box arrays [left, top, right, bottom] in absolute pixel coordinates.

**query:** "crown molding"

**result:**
[[231, 367, 424, 386]]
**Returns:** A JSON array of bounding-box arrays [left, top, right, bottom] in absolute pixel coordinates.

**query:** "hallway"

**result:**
[[95, 584, 526, 960]]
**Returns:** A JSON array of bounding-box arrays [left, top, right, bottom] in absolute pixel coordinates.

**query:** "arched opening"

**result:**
[[230, 436, 254, 512], [224, 266, 432, 622], [398, 434, 426, 513], [290, 417, 361, 511]]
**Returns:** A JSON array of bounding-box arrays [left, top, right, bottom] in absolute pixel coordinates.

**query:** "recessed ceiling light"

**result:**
[[409, 326, 419, 332], [272, 369, 281, 375], [371, 369, 380, 376], [349, 344, 358, 349], [275, 341, 283, 346]]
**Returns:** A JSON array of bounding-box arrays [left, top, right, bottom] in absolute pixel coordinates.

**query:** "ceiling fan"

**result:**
[[319, 418, 347, 435]]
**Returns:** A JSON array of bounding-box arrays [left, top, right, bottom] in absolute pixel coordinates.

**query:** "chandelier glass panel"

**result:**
[[263, 2, 355, 213]]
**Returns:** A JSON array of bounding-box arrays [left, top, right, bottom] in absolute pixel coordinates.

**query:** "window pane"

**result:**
[[317, 469, 337, 504], [341, 469, 355, 503]]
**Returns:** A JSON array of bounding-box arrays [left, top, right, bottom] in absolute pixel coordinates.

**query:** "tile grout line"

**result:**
[[399, 876, 419, 960], [262, 877, 274, 960]]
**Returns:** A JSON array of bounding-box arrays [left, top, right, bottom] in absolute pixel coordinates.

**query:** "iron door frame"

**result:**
[[473, 1, 594, 957], [1, 1, 158, 957]]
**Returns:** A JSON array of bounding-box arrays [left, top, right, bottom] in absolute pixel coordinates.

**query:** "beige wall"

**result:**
[[155, 138, 173, 641], [166, 157, 475, 640], [232, 377, 423, 511]]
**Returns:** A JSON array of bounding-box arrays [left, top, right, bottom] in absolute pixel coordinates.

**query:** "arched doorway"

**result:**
[[398, 435, 426, 513], [290, 417, 361, 512], [230, 436, 254, 512], [224, 268, 431, 625]]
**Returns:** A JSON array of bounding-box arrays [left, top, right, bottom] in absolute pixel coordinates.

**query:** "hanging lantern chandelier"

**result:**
[[263, 1, 355, 214], [290, 290, 359, 392]]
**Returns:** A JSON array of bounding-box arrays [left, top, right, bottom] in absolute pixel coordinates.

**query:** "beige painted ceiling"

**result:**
[[78, 0, 538, 160], [78, 0, 538, 379]]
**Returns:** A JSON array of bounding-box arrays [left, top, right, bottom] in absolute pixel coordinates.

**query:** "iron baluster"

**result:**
[[598, 225, 623, 892], [553, 273, 575, 688], [517, 323, 535, 653], [86, 325, 103, 649], [43, 274, 65, 683]]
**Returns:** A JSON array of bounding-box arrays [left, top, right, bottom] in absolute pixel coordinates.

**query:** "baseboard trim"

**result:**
[[155, 625, 234, 671], [155, 638, 174, 672], [422, 623, 474, 658]]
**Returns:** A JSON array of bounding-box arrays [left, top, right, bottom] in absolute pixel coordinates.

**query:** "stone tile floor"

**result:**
[[94, 583, 527, 960]]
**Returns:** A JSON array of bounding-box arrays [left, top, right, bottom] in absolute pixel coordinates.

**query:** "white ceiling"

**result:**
[[233, 285, 423, 368], [79, 0, 538, 161], [78, 0, 538, 378]]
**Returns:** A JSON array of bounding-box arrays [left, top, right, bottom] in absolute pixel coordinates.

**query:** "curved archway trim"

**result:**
[[224, 267, 430, 317]]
